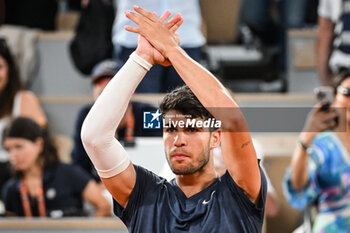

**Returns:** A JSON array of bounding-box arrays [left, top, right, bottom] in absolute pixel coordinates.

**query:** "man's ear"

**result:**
[[210, 130, 221, 149]]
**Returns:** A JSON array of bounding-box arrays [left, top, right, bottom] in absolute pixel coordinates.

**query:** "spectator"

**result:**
[[112, 0, 205, 93], [0, 38, 46, 206], [283, 73, 350, 232], [1, 117, 111, 217], [241, 0, 312, 78], [317, 0, 348, 86], [71, 60, 161, 181]]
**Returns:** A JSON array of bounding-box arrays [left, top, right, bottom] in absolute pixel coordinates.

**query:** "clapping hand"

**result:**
[[125, 6, 183, 66]]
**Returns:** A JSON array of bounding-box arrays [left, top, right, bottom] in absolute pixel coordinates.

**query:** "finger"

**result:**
[[170, 17, 184, 33], [319, 122, 332, 131], [124, 25, 140, 34], [133, 5, 158, 22], [324, 119, 337, 129], [314, 101, 327, 110], [164, 13, 182, 30], [125, 10, 143, 25], [323, 111, 338, 121], [315, 100, 331, 113], [159, 10, 171, 23], [125, 9, 156, 31]]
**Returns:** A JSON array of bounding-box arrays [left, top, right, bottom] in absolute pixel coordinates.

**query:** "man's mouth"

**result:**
[[171, 152, 189, 160]]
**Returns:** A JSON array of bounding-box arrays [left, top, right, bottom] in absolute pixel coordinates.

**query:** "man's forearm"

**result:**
[[81, 52, 152, 177], [167, 47, 237, 108], [166, 46, 249, 131]]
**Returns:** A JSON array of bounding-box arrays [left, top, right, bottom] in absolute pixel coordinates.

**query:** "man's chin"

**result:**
[[172, 169, 194, 176], [171, 165, 198, 175]]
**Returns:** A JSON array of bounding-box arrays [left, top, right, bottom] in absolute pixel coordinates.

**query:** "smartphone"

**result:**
[[314, 86, 339, 126], [314, 86, 333, 111]]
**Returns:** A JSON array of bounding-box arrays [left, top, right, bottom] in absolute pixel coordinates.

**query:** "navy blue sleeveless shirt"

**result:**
[[114, 165, 267, 233]]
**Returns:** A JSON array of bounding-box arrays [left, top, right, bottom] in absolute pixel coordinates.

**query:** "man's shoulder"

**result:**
[[133, 164, 165, 184]]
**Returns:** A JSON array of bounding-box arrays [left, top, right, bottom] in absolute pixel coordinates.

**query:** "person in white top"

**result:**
[[112, 0, 205, 93], [317, 0, 350, 86], [0, 38, 46, 213]]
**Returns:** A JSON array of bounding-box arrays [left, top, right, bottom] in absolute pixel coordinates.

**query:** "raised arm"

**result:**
[[80, 50, 150, 207], [125, 6, 261, 202], [81, 12, 183, 208], [290, 103, 337, 190]]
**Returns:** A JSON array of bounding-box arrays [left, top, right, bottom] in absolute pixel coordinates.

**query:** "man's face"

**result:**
[[163, 110, 219, 175]]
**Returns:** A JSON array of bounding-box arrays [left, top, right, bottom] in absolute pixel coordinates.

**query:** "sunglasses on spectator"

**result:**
[[337, 86, 350, 96]]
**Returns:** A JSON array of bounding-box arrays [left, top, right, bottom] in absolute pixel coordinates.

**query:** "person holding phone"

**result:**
[[283, 72, 350, 233]]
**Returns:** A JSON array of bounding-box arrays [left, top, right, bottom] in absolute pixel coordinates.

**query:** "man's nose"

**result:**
[[173, 132, 187, 147]]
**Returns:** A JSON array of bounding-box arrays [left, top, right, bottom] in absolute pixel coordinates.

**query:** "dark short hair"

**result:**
[[0, 38, 22, 118], [159, 85, 219, 131], [2, 117, 59, 173]]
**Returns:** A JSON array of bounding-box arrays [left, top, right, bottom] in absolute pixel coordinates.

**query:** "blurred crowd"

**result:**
[[0, 1, 350, 233]]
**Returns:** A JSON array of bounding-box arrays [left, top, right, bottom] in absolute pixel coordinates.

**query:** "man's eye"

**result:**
[[187, 127, 198, 132], [166, 127, 176, 132]]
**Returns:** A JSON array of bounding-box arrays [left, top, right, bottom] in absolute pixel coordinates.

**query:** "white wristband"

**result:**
[[130, 52, 152, 71]]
